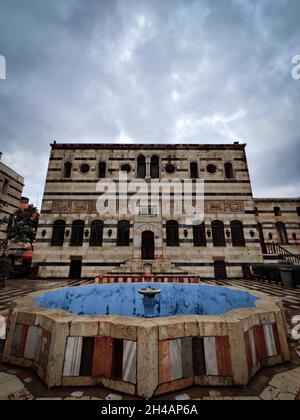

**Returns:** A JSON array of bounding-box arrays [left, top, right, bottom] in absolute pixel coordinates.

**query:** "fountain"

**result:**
[[138, 287, 161, 317], [2, 282, 290, 399]]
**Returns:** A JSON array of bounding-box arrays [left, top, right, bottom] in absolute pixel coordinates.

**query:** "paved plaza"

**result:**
[[0, 278, 300, 400]]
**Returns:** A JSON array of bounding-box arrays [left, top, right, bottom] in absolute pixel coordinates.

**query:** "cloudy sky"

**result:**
[[0, 0, 299, 207]]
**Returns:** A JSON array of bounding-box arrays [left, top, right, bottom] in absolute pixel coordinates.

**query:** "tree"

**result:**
[[0, 204, 39, 253], [0, 200, 9, 255]]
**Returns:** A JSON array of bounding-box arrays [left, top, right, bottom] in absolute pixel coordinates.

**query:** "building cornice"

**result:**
[[50, 143, 247, 151]]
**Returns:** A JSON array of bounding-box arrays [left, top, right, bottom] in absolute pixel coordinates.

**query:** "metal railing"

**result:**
[[264, 242, 300, 267]]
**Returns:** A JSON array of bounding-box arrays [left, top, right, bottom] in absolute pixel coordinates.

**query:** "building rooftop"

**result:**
[[0, 160, 24, 185], [254, 197, 300, 202], [50, 142, 247, 151]]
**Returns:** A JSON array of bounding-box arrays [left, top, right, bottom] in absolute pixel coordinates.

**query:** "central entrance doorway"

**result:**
[[141, 231, 155, 260]]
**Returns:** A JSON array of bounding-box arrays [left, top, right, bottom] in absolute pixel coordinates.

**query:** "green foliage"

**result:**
[[0, 204, 39, 250]]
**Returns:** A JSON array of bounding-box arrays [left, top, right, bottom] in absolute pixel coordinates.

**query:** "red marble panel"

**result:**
[[216, 336, 232, 377], [254, 325, 267, 360], [92, 337, 113, 378], [18, 325, 29, 358], [159, 341, 170, 384]]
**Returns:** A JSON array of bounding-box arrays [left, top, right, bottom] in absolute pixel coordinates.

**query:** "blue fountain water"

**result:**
[[35, 283, 258, 318]]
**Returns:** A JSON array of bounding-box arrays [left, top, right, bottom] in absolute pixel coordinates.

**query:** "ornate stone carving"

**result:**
[[52, 200, 97, 213], [205, 201, 244, 213]]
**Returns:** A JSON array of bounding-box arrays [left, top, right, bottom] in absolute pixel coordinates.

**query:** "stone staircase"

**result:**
[[263, 243, 300, 268], [107, 258, 187, 275]]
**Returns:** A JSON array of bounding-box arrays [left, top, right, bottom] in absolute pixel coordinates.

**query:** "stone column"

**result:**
[[45, 321, 70, 387], [227, 319, 250, 385], [146, 157, 151, 179], [137, 321, 159, 399]]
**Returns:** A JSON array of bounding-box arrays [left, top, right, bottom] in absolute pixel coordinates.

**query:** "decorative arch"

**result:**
[[141, 231, 155, 260], [133, 223, 163, 261]]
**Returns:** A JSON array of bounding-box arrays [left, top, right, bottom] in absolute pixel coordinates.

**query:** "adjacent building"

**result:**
[[32, 142, 300, 280], [0, 153, 24, 240]]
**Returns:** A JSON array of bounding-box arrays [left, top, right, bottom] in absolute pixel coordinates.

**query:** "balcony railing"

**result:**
[[264, 242, 300, 267]]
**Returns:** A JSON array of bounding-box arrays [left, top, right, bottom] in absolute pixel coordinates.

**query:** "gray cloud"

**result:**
[[0, 0, 299, 206]]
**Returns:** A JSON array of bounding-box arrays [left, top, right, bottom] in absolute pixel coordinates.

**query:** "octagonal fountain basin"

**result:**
[[3, 284, 290, 399], [34, 283, 259, 318]]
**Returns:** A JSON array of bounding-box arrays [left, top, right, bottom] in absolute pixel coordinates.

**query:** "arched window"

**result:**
[[63, 162, 72, 178], [166, 220, 179, 247], [117, 220, 130, 246], [150, 156, 159, 179], [70, 220, 85, 246], [98, 161, 106, 178], [193, 222, 206, 247], [190, 162, 199, 179], [230, 220, 245, 247], [141, 231, 155, 260], [275, 222, 289, 245], [89, 220, 104, 247], [224, 162, 234, 179], [274, 206, 281, 217], [212, 221, 226, 247], [51, 220, 66, 246], [137, 155, 146, 179]]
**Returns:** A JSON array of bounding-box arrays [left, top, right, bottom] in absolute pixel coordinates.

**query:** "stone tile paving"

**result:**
[[0, 365, 299, 400], [0, 277, 299, 400]]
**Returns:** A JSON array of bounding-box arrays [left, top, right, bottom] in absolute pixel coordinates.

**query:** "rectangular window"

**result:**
[[2, 179, 9, 195]]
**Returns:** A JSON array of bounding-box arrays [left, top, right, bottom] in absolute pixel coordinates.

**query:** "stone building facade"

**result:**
[[254, 198, 300, 258], [32, 143, 300, 280], [0, 153, 24, 240]]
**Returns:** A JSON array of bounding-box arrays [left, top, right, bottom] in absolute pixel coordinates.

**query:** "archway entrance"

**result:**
[[141, 231, 155, 260]]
